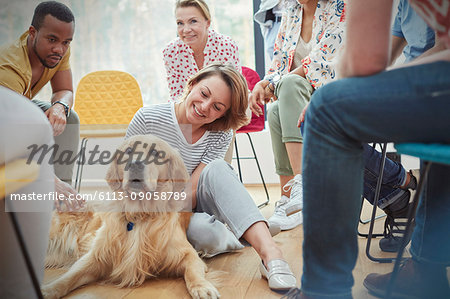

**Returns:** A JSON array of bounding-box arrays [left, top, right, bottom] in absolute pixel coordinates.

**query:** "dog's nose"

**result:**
[[129, 160, 144, 171]]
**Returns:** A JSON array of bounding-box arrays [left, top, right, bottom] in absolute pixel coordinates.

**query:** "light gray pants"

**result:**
[[187, 160, 267, 257], [1, 87, 54, 298], [32, 99, 80, 185]]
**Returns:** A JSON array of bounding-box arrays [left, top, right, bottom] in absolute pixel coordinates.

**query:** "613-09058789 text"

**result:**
[[73, 191, 188, 201], [87, 191, 187, 201]]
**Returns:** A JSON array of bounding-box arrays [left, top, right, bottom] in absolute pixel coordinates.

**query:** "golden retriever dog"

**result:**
[[42, 135, 220, 299]]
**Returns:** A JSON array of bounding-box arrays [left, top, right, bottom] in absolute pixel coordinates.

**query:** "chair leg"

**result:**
[[246, 133, 270, 208], [233, 137, 243, 183], [74, 137, 88, 193], [385, 161, 431, 298], [365, 142, 396, 263]]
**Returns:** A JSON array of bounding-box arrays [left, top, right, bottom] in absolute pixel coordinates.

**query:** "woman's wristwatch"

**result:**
[[267, 73, 281, 93]]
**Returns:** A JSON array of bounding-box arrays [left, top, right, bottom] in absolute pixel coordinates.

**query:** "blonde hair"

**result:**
[[180, 63, 250, 131], [175, 0, 211, 21]]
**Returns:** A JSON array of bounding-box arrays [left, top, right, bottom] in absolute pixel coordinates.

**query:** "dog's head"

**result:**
[[106, 135, 190, 212]]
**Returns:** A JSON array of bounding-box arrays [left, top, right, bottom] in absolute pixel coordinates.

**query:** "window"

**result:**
[[0, 0, 255, 106]]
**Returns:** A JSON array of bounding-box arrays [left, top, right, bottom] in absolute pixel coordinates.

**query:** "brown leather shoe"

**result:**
[[363, 258, 450, 299]]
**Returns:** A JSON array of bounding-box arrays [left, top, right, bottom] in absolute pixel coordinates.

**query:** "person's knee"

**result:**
[[199, 159, 237, 190], [281, 73, 304, 86], [203, 159, 231, 176], [305, 83, 347, 134], [277, 75, 312, 108], [187, 213, 243, 257], [67, 109, 80, 125], [306, 85, 334, 122], [187, 213, 223, 251]]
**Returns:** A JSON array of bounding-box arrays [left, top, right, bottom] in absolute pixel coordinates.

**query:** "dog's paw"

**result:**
[[188, 281, 220, 299]]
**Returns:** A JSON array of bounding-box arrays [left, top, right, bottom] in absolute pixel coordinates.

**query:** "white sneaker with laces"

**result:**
[[267, 174, 304, 231], [282, 174, 303, 216], [268, 196, 303, 231]]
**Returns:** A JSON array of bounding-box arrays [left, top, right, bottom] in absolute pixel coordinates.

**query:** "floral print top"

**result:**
[[163, 29, 241, 102], [267, 0, 346, 89]]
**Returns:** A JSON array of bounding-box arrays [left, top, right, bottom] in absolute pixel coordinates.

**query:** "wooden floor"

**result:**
[[44, 184, 412, 299]]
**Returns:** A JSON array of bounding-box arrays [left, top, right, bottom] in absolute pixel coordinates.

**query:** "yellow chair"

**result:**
[[73, 70, 143, 191], [0, 159, 39, 200]]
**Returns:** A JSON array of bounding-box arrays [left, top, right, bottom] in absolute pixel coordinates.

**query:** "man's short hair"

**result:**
[[31, 1, 75, 30]]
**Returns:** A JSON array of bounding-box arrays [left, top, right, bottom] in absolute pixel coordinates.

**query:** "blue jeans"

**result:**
[[301, 62, 450, 297], [302, 124, 408, 210], [362, 143, 407, 209], [263, 19, 281, 60]]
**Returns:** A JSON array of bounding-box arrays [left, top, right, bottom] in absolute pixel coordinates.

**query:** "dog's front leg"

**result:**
[[41, 250, 103, 299], [180, 248, 220, 299]]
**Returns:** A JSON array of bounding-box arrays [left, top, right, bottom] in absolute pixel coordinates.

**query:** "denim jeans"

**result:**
[[362, 143, 407, 209], [301, 62, 450, 297], [263, 19, 281, 61]]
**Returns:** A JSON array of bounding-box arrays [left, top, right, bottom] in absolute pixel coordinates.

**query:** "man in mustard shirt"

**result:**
[[0, 1, 81, 207]]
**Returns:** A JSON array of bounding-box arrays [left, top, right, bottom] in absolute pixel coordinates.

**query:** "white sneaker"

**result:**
[[268, 195, 303, 230], [282, 174, 303, 216]]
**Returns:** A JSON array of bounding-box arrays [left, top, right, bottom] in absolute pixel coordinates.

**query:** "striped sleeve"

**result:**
[[201, 130, 233, 164]]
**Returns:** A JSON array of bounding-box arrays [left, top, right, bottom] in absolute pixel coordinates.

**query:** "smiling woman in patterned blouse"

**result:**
[[163, 0, 241, 102]]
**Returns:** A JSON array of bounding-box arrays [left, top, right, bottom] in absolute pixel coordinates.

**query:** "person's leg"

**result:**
[[0, 88, 54, 298], [362, 144, 408, 208], [410, 163, 450, 265], [301, 62, 450, 297], [194, 159, 297, 290], [267, 100, 294, 197], [364, 163, 450, 298], [362, 143, 419, 252], [31, 100, 80, 185], [195, 160, 282, 264], [275, 74, 312, 177], [186, 212, 244, 258], [267, 75, 312, 229]]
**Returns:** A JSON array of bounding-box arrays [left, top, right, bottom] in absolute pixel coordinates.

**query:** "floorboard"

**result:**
[[43, 184, 429, 299]]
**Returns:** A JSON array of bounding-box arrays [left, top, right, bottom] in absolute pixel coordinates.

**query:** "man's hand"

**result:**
[[54, 177, 84, 211], [249, 80, 276, 117], [45, 104, 67, 136]]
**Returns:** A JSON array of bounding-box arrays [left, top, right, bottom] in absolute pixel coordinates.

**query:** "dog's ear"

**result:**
[[169, 151, 190, 194], [105, 154, 122, 191]]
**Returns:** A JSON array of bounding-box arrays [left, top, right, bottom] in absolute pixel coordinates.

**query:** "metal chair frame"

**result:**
[[233, 132, 270, 209], [358, 143, 397, 263]]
